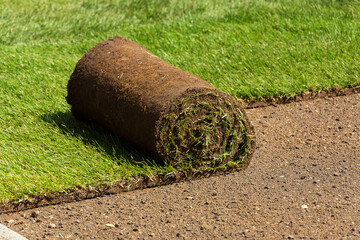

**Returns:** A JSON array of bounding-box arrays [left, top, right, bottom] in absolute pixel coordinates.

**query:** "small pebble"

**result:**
[[30, 211, 40, 218], [48, 223, 56, 228], [201, 224, 213, 230]]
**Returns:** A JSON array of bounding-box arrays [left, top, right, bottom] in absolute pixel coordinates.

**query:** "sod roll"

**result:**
[[67, 36, 255, 169]]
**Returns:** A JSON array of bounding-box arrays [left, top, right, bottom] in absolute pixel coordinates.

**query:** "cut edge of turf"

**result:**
[[240, 84, 360, 109], [0, 145, 256, 214], [1, 84, 360, 214]]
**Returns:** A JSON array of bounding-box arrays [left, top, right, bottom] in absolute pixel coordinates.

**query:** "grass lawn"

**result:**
[[1, 0, 359, 202]]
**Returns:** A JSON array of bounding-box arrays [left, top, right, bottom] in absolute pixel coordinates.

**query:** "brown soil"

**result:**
[[1, 93, 359, 239]]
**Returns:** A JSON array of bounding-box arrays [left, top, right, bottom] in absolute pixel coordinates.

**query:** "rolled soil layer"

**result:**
[[67, 36, 255, 169]]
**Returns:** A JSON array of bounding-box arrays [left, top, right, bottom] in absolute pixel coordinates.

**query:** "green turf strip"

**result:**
[[1, 0, 359, 201]]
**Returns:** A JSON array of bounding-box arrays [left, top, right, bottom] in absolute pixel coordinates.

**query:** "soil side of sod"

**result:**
[[67, 36, 254, 168], [0, 86, 359, 214], [1, 91, 359, 239]]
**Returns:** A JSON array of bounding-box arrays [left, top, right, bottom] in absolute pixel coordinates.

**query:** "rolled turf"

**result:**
[[67, 36, 255, 169]]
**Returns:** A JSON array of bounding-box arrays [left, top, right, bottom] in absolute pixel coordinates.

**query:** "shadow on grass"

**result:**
[[41, 110, 164, 168]]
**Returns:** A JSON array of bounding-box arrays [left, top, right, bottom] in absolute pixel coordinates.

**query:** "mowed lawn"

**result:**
[[1, 0, 359, 202]]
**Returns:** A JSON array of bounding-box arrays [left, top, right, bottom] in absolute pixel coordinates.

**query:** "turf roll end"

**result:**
[[157, 89, 254, 169], [67, 36, 255, 170]]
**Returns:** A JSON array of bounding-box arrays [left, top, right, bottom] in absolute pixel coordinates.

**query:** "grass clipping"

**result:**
[[67, 36, 255, 171]]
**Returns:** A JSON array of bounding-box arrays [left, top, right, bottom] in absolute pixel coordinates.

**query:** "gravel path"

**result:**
[[1, 93, 359, 239]]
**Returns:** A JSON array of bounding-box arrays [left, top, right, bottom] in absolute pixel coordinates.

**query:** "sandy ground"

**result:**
[[1, 93, 359, 239]]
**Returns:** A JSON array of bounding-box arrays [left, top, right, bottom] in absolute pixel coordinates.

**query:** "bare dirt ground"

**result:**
[[1, 93, 359, 239]]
